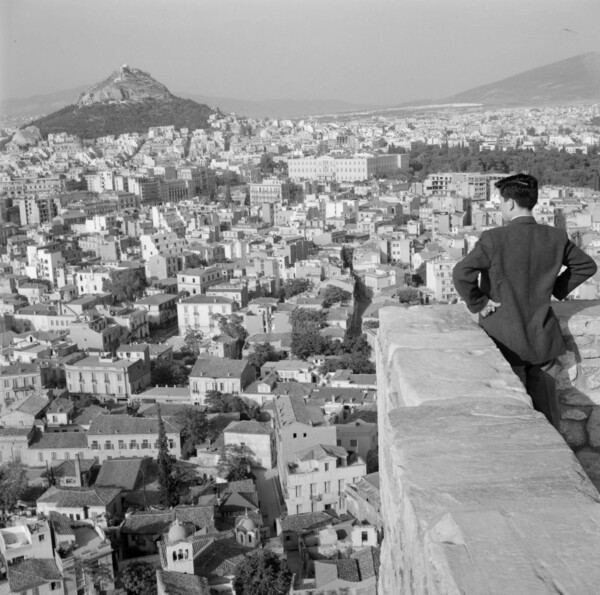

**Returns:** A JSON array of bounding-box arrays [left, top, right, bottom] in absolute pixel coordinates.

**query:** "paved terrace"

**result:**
[[377, 302, 600, 595]]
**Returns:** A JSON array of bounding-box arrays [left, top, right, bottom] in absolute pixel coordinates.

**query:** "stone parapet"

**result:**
[[377, 304, 600, 595]]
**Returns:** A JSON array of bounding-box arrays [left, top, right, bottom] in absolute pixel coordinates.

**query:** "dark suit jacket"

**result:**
[[452, 216, 597, 365]]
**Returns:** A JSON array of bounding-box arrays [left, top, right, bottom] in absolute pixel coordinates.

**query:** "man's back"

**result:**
[[453, 216, 596, 365]]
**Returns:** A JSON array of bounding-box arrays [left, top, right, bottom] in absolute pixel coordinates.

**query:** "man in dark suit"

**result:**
[[453, 173, 597, 428]]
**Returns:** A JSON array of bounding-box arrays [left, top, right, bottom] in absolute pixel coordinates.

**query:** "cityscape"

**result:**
[[2, 2, 600, 595]]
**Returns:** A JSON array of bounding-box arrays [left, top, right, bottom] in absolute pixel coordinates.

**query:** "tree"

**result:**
[[0, 462, 28, 520], [173, 407, 209, 459], [151, 359, 190, 386], [290, 308, 330, 360], [205, 391, 259, 419], [340, 246, 354, 271], [233, 549, 292, 595], [218, 444, 255, 481], [182, 327, 204, 359], [322, 285, 352, 308], [156, 406, 179, 507], [397, 287, 420, 304], [102, 269, 147, 303], [278, 278, 311, 301], [117, 561, 157, 595], [73, 558, 114, 594], [259, 152, 276, 175], [247, 342, 284, 372], [213, 313, 248, 358]]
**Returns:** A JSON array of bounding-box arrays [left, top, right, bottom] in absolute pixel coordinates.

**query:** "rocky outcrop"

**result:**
[[377, 304, 600, 594], [78, 64, 172, 107]]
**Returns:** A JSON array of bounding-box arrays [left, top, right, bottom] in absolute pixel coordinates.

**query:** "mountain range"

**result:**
[[2, 52, 600, 126]]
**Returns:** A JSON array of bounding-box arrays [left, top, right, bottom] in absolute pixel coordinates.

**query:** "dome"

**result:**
[[238, 516, 257, 532], [167, 520, 189, 543]]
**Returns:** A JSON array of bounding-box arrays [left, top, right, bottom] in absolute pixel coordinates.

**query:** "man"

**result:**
[[453, 173, 597, 428]]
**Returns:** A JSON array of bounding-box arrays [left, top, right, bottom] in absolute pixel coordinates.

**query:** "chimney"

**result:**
[[74, 454, 82, 487]]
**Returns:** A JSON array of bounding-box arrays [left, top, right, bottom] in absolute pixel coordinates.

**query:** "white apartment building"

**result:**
[[426, 257, 460, 302], [177, 294, 236, 335]]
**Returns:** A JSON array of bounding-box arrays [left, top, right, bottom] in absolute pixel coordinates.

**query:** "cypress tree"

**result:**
[[157, 405, 179, 507]]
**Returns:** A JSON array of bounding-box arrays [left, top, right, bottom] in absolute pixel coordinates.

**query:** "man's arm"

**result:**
[[553, 238, 598, 300], [452, 234, 492, 314]]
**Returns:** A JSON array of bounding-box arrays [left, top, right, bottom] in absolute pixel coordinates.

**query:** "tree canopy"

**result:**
[[0, 462, 28, 519], [247, 342, 285, 372], [278, 278, 311, 301], [322, 285, 352, 308], [233, 549, 292, 595], [182, 327, 204, 359], [173, 407, 209, 459], [117, 561, 157, 595], [218, 443, 256, 481], [102, 269, 147, 303], [205, 391, 259, 419]]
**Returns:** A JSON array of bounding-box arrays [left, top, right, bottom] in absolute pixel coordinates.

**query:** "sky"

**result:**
[[1, 0, 600, 106]]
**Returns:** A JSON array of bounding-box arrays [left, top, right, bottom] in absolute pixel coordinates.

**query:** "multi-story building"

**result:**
[[189, 356, 255, 405], [136, 293, 179, 328], [18, 194, 59, 225], [87, 414, 181, 462], [426, 257, 460, 302], [287, 153, 408, 183], [177, 295, 236, 335], [283, 444, 366, 516], [177, 267, 229, 296], [223, 420, 276, 469], [0, 363, 46, 411], [64, 354, 151, 400], [249, 179, 293, 206]]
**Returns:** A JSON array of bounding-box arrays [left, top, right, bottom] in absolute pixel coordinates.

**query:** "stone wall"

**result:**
[[555, 302, 600, 489], [377, 304, 600, 595]]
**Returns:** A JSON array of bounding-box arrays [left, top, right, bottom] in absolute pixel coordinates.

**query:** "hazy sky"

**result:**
[[2, 0, 600, 105]]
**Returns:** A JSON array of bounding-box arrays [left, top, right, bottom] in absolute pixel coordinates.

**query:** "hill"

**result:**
[[26, 65, 215, 138], [442, 52, 600, 106]]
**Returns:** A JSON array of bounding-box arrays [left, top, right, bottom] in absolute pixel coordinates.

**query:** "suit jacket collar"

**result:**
[[508, 216, 536, 225]]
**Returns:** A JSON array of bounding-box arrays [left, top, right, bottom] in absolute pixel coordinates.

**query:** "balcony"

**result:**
[[377, 303, 600, 594]]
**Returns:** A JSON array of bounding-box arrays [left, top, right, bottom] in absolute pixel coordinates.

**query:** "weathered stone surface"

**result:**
[[379, 304, 600, 595], [559, 419, 587, 448], [587, 409, 600, 448], [576, 448, 600, 491], [561, 406, 590, 421], [559, 388, 600, 407]]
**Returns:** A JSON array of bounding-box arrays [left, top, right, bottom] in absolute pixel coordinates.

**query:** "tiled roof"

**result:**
[[190, 356, 250, 379], [181, 295, 233, 305], [37, 485, 121, 507], [47, 397, 75, 414], [156, 569, 210, 595], [192, 536, 252, 577], [88, 414, 179, 435], [29, 430, 88, 450], [16, 394, 50, 414], [8, 559, 62, 591], [272, 382, 313, 398], [95, 458, 144, 490], [53, 458, 96, 476], [296, 444, 348, 463], [279, 510, 341, 533], [224, 420, 271, 436], [275, 394, 324, 426], [121, 506, 214, 535]]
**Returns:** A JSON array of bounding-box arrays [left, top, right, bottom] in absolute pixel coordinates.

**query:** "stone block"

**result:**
[[559, 419, 587, 449], [582, 365, 600, 390], [561, 407, 590, 421], [559, 388, 600, 407], [587, 408, 600, 448]]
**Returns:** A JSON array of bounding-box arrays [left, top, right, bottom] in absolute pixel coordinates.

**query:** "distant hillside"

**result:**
[[0, 86, 86, 118], [28, 96, 214, 139], [442, 52, 600, 106], [25, 65, 215, 138]]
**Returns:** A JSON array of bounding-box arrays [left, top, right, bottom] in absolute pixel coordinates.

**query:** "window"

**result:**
[[39, 533, 46, 542], [38, 452, 43, 462], [362, 531, 369, 542], [65, 452, 70, 460], [130, 441, 138, 449], [141, 440, 150, 449], [350, 439, 358, 447], [105, 441, 113, 450], [91, 441, 99, 450], [293, 433, 297, 439], [118, 440, 126, 449], [324, 481, 331, 493], [295, 485, 302, 498], [324, 462, 329, 472], [51, 452, 57, 460]]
